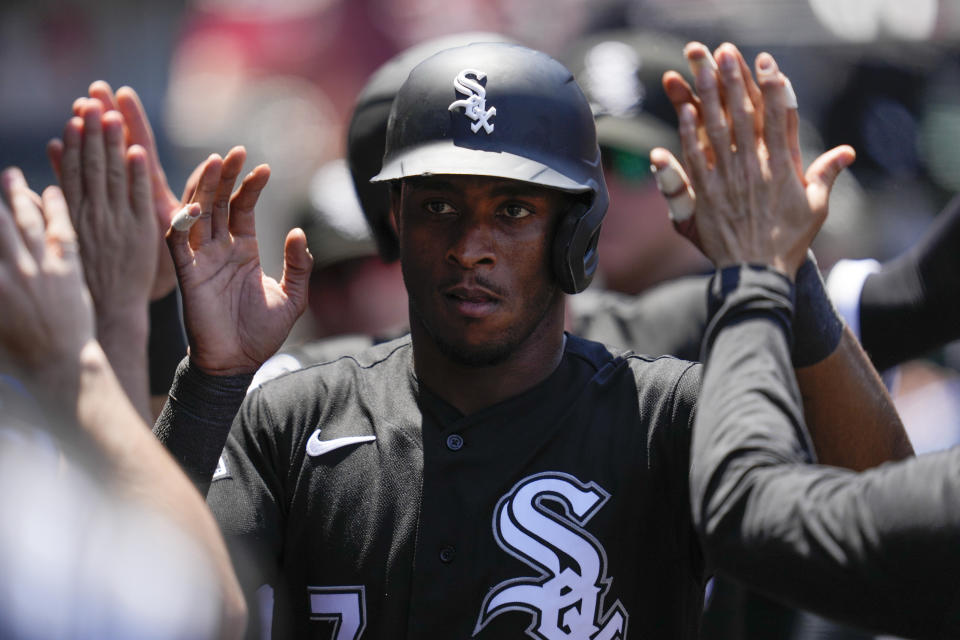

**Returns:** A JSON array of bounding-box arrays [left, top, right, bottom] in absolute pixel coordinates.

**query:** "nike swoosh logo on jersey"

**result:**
[[306, 429, 376, 457]]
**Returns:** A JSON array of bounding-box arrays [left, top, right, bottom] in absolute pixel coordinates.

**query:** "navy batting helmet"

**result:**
[[347, 33, 515, 263], [370, 42, 608, 294]]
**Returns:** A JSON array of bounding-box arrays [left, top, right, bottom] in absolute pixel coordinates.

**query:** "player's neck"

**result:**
[[410, 310, 566, 416]]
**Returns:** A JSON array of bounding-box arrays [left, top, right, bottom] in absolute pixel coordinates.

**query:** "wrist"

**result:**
[[792, 252, 845, 368], [97, 305, 150, 345]]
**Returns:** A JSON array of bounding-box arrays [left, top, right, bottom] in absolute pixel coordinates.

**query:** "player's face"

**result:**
[[394, 175, 566, 366]]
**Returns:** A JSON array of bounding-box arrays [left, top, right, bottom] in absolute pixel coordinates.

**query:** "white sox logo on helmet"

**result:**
[[449, 68, 497, 134], [474, 471, 628, 640]]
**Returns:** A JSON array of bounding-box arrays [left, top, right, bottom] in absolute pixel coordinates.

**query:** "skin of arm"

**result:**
[[0, 168, 247, 639], [656, 42, 913, 470]]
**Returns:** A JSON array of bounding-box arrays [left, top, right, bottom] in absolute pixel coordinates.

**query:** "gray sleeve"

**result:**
[[153, 357, 253, 495], [691, 264, 960, 639]]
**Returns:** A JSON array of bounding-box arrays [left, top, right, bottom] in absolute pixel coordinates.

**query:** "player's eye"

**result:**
[[424, 200, 456, 215], [501, 203, 533, 219]]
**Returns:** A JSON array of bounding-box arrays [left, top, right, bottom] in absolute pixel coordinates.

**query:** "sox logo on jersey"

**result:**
[[474, 471, 628, 640]]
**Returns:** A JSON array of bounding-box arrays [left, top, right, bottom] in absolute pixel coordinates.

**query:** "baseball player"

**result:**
[[154, 41, 903, 638]]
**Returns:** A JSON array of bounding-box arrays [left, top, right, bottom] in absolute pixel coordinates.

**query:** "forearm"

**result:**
[[791, 254, 913, 469], [859, 193, 960, 371], [153, 357, 253, 495], [72, 341, 247, 638], [796, 327, 913, 469], [97, 309, 152, 422]]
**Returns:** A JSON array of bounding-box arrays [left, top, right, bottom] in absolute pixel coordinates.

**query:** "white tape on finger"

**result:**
[[171, 206, 199, 231], [652, 157, 695, 222], [783, 78, 798, 110]]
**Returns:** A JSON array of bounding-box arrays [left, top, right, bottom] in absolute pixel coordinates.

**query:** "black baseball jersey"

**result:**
[[203, 333, 703, 639]]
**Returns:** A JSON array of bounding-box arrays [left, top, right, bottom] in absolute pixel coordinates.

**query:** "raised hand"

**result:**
[[50, 81, 183, 300], [651, 43, 855, 278], [51, 98, 157, 322], [166, 149, 313, 376], [45, 97, 156, 417], [0, 169, 93, 384]]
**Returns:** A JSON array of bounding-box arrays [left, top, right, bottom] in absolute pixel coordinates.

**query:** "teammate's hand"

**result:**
[[50, 82, 183, 301], [0, 168, 94, 378], [166, 149, 313, 376], [48, 98, 156, 335], [651, 42, 855, 279]]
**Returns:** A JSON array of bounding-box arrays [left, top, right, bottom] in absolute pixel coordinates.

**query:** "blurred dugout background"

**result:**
[[3, 0, 960, 452]]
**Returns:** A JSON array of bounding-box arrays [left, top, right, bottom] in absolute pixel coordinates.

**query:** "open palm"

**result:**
[[167, 149, 312, 376]]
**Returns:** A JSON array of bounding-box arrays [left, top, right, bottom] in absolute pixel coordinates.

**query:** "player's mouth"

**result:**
[[442, 284, 502, 318]]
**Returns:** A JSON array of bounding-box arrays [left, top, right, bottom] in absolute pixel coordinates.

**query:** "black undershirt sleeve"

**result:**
[[860, 193, 960, 371], [148, 289, 189, 396], [153, 357, 253, 495]]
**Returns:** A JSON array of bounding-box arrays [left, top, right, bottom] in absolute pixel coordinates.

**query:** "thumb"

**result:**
[[805, 144, 855, 213], [280, 227, 313, 313]]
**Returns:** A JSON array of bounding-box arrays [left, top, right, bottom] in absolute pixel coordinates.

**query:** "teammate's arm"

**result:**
[[669, 57, 960, 630], [857, 192, 960, 371], [0, 168, 247, 639], [658, 42, 912, 470]]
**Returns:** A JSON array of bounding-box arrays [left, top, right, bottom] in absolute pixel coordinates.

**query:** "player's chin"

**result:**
[[433, 327, 519, 368]]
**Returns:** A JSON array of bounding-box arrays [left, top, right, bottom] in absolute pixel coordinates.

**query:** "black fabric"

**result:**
[[153, 357, 253, 495], [693, 264, 960, 640], [148, 288, 188, 396], [792, 252, 845, 368], [860, 193, 960, 371], [570, 276, 708, 361], [167, 334, 706, 639]]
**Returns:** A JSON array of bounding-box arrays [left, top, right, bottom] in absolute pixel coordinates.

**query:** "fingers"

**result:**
[[58, 116, 84, 215], [212, 147, 247, 240], [805, 145, 856, 216], [715, 44, 759, 174], [732, 46, 763, 140], [41, 186, 80, 257], [783, 76, 803, 179], [228, 165, 271, 238], [756, 53, 806, 185], [188, 154, 224, 246], [650, 148, 696, 226], [80, 99, 108, 210], [165, 202, 202, 268], [181, 160, 205, 205], [685, 42, 732, 173], [676, 103, 710, 196], [280, 227, 313, 314], [1, 168, 45, 260], [88, 80, 119, 113], [115, 86, 168, 194], [662, 70, 713, 166], [0, 173, 24, 262], [662, 70, 700, 115], [47, 139, 64, 182], [127, 145, 153, 226], [102, 109, 129, 212]]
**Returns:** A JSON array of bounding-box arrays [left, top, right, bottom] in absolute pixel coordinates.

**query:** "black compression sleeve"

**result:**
[[153, 357, 253, 495], [792, 252, 844, 368], [148, 289, 188, 396], [860, 194, 960, 371]]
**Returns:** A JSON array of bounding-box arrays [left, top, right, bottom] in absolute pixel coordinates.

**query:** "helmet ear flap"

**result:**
[[552, 191, 607, 294]]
